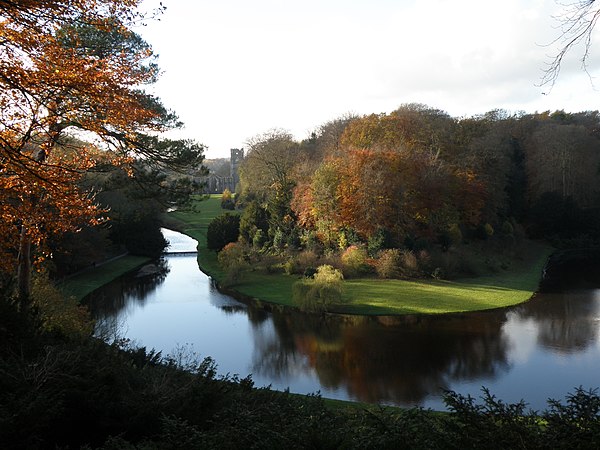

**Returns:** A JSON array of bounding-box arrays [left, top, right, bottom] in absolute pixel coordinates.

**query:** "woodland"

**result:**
[[205, 107, 600, 314], [2, 0, 600, 448]]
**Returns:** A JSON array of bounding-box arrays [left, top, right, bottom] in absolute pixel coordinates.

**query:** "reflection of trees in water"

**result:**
[[249, 310, 307, 379], [248, 307, 511, 405], [85, 258, 170, 319], [322, 314, 510, 405], [515, 289, 600, 354], [94, 314, 129, 343]]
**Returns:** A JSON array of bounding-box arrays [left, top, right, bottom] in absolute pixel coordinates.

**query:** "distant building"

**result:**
[[230, 148, 244, 187], [201, 148, 244, 194]]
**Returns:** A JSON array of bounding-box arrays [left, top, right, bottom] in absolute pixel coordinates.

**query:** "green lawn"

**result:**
[[164, 194, 234, 279], [169, 195, 554, 316], [60, 255, 151, 301]]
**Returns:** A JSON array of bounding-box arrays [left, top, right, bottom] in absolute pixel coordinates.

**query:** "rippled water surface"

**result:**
[[86, 229, 600, 410]]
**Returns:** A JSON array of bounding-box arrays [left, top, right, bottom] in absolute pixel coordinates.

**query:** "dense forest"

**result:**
[[239, 106, 600, 246]]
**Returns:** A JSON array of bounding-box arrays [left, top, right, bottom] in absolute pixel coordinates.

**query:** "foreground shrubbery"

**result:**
[[2, 295, 600, 449]]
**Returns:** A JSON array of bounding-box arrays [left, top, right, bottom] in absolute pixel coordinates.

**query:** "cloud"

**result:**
[[140, 0, 600, 157]]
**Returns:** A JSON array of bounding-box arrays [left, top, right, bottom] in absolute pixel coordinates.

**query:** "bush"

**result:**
[[252, 228, 266, 249], [292, 265, 344, 313], [221, 188, 235, 210], [399, 249, 419, 277], [31, 273, 93, 338], [217, 242, 249, 285], [283, 259, 296, 275], [238, 200, 268, 243], [439, 224, 462, 251], [341, 245, 370, 278], [501, 220, 514, 236], [296, 249, 320, 273], [375, 249, 401, 279], [206, 213, 240, 251], [368, 228, 392, 256]]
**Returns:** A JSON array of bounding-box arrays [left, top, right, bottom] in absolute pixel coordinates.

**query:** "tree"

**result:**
[[292, 265, 344, 313], [542, 0, 600, 87], [238, 200, 269, 244], [0, 1, 205, 303], [206, 214, 241, 251], [525, 122, 600, 207], [238, 129, 299, 237]]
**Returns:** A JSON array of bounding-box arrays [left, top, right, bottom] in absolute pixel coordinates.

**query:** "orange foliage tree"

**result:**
[[291, 148, 488, 246], [0, 1, 200, 303]]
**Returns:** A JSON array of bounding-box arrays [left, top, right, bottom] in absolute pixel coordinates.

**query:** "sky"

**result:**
[[137, 0, 600, 159]]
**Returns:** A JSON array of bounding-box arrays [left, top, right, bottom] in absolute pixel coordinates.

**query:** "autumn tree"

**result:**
[[238, 129, 300, 239], [0, 1, 205, 303], [340, 104, 456, 156]]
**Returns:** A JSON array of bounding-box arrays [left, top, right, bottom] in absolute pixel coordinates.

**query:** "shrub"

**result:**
[[221, 188, 235, 210], [206, 213, 240, 251], [252, 228, 266, 249], [292, 265, 344, 313], [31, 272, 93, 338], [341, 245, 370, 278], [296, 249, 320, 272], [399, 249, 419, 277], [238, 200, 268, 243], [217, 242, 249, 285], [476, 223, 495, 240], [300, 230, 323, 253], [368, 228, 392, 256], [283, 259, 296, 275], [375, 249, 401, 279], [501, 220, 514, 236]]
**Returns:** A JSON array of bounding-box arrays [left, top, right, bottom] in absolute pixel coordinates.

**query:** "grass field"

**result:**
[[168, 195, 554, 316], [60, 255, 151, 300]]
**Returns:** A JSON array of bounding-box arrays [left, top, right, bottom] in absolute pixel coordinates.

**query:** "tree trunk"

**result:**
[[17, 226, 32, 310]]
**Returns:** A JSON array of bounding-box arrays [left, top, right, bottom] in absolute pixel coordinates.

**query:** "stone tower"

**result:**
[[230, 148, 244, 189]]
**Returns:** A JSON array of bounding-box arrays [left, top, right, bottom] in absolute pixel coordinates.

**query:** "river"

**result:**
[[85, 229, 600, 411]]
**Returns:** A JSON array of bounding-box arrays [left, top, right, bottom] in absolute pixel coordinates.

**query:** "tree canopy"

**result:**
[[0, 0, 205, 299]]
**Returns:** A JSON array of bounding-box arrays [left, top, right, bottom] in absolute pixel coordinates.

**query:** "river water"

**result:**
[[85, 229, 600, 411]]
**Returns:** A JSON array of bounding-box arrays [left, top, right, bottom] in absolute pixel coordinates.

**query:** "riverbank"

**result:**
[[60, 255, 151, 301], [164, 196, 554, 315]]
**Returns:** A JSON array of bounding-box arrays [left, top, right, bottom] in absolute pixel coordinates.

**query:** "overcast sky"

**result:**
[[138, 0, 600, 158]]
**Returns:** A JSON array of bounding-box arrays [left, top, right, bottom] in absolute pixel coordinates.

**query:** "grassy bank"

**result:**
[[60, 255, 151, 301], [165, 196, 554, 315]]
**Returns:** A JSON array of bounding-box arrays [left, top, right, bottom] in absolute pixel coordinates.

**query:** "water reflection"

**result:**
[[86, 230, 600, 410], [250, 311, 511, 405], [511, 289, 600, 354]]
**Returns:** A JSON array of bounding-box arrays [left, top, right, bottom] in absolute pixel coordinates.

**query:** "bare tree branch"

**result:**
[[541, 0, 600, 89]]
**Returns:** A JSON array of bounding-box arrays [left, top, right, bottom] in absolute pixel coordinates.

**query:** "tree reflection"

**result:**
[[248, 308, 511, 405], [513, 289, 600, 354], [85, 258, 170, 319]]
